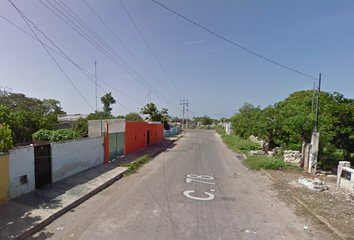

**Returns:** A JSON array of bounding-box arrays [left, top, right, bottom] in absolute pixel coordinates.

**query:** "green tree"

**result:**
[[125, 112, 143, 122], [201, 115, 212, 125], [101, 92, 116, 117], [231, 103, 261, 139], [0, 124, 13, 152], [42, 99, 65, 115], [253, 105, 283, 151], [140, 103, 168, 122], [73, 117, 88, 135], [325, 92, 354, 163]]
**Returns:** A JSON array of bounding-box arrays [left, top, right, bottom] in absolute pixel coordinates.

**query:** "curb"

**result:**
[[260, 168, 347, 240], [15, 169, 127, 240]]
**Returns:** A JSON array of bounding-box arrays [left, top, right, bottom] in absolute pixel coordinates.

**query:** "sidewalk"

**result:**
[[0, 138, 175, 240]]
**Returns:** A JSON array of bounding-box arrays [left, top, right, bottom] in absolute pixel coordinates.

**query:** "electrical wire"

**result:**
[[152, 0, 319, 81], [119, 0, 186, 98], [40, 0, 181, 111], [0, 13, 139, 112], [77, 0, 181, 101], [7, 0, 95, 112]]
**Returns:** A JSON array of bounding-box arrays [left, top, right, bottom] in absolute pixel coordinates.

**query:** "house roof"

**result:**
[[58, 114, 88, 122]]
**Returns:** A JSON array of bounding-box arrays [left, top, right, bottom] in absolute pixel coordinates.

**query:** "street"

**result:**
[[27, 130, 334, 240]]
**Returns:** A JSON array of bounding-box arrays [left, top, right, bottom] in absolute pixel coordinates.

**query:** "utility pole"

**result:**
[[309, 73, 321, 174], [314, 73, 321, 132], [186, 101, 190, 128], [95, 60, 97, 113], [180, 100, 185, 129], [311, 81, 315, 114]]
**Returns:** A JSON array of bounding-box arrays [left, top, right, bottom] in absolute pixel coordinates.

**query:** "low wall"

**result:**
[[0, 153, 9, 203], [88, 119, 126, 137], [51, 137, 104, 182], [8, 147, 35, 199]]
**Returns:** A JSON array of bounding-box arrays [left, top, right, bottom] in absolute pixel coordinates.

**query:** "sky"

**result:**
[[1, 0, 354, 120]]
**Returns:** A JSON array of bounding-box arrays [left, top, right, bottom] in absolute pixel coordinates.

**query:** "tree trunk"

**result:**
[[299, 139, 308, 168], [267, 135, 272, 152]]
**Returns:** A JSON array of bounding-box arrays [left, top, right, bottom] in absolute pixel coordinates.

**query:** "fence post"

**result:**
[[337, 161, 351, 189], [308, 132, 319, 174], [104, 123, 109, 163], [303, 144, 311, 172]]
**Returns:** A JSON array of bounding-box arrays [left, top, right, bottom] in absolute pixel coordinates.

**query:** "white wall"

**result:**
[[88, 119, 126, 137], [51, 137, 104, 182], [9, 147, 35, 199]]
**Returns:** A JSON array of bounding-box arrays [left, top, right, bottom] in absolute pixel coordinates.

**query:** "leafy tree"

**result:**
[[201, 115, 213, 125], [73, 117, 88, 134], [231, 103, 261, 139], [0, 92, 45, 114], [125, 112, 143, 122], [0, 124, 13, 152], [253, 105, 283, 151], [101, 92, 116, 117], [116, 115, 125, 119], [325, 92, 354, 163], [42, 99, 65, 115], [140, 103, 168, 122]]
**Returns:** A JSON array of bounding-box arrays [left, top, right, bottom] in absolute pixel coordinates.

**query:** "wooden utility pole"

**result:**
[[95, 60, 97, 113]]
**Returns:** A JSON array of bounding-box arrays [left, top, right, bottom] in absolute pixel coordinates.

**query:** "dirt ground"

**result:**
[[256, 169, 354, 240]]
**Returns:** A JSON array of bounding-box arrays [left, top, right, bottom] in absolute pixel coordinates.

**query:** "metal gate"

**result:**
[[109, 132, 125, 161], [34, 144, 52, 189]]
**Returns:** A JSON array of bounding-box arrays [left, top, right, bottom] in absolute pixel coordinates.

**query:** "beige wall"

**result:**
[[0, 153, 9, 203]]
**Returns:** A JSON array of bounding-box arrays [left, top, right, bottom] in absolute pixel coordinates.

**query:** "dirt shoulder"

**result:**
[[256, 169, 354, 240]]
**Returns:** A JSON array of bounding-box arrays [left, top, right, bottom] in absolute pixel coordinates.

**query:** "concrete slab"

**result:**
[[0, 138, 175, 240]]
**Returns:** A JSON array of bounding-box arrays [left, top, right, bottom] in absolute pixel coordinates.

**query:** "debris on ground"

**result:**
[[298, 177, 329, 192]]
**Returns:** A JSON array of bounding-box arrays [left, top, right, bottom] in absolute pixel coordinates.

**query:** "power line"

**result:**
[[7, 0, 95, 112], [1, 12, 145, 111], [1, 7, 134, 113], [152, 0, 318, 81], [40, 0, 181, 111], [119, 0, 186, 97], [82, 0, 181, 101]]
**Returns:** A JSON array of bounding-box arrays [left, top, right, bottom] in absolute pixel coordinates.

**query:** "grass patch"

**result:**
[[243, 155, 301, 170], [121, 154, 152, 175], [216, 129, 260, 151], [173, 135, 183, 142]]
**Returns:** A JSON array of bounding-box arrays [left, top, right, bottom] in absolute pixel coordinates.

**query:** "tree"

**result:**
[[253, 105, 283, 151], [201, 115, 212, 125], [325, 92, 354, 163], [140, 103, 168, 122], [125, 112, 143, 122], [231, 103, 261, 139], [42, 99, 65, 115], [101, 92, 116, 117], [73, 117, 88, 134], [0, 124, 13, 152]]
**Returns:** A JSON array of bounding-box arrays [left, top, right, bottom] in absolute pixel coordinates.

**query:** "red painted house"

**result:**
[[125, 122, 164, 155]]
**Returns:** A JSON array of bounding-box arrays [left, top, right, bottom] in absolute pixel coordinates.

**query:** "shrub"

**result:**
[[32, 129, 52, 141], [243, 155, 301, 170], [33, 129, 81, 142], [50, 129, 81, 142], [0, 124, 13, 152]]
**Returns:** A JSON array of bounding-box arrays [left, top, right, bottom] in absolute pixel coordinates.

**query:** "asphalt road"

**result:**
[[27, 130, 334, 240]]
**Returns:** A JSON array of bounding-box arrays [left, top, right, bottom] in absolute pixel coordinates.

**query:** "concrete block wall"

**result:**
[[88, 119, 126, 137], [8, 147, 35, 199], [51, 137, 104, 182]]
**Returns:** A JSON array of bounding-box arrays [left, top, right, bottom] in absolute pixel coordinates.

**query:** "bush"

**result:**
[[32, 129, 52, 141], [0, 124, 13, 152], [49, 129, 81, 142], [33, 129, 82, 142], [243, 155, 301, 170]]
